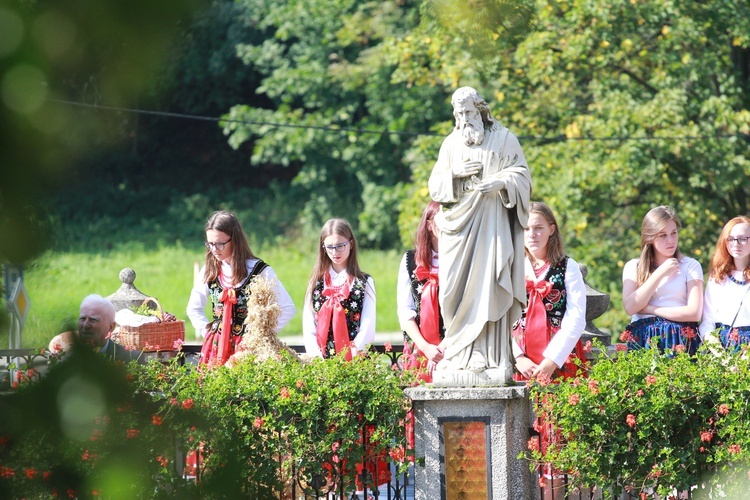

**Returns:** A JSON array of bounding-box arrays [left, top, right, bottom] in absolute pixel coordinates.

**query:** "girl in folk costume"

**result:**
[[187, 211, 296, 367], [397, 201, 444, 383], [303, 218, 375, 359], [699, 216, 750, 352], [622, 206, 703, 354], [512, 202, 587, 382], [512, 202, 587, 496], [303, 219, 387, 495]]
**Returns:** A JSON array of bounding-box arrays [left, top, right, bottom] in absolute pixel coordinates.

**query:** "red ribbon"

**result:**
[[315, 275, 352, 360], [524, 278, 553, 365], [414, 265, 441, 346], [217, 287, 238, 365]]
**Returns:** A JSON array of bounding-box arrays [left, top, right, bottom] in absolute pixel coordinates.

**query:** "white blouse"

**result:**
[[186, 259, 296, 337], [512, 256, 587, 368], [699, 272, 750, 339], [396, 250, 439, 331], [302, 268, 376, 357], [622, 256, 704, 322]]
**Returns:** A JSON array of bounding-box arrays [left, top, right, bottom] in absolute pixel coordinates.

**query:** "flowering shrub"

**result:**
[[0, 346, 412, 498], [133, 350, 413, 497], [0, 346, 192, 498], [523, 342, 750, 498]]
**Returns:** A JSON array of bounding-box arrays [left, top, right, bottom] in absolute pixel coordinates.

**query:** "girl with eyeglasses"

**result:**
[[621, 206, 703, 354], [397, 201, 444, 382], [303, 218, 376, 359], [699, 216, 750, 351], [303, 219, 387, 496], [186, 210, 296, 367]]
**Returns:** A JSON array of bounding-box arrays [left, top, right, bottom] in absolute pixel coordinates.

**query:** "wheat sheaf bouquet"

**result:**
[[225, 276, 298, 367]]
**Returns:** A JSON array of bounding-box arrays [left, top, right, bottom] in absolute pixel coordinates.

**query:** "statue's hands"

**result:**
[[477, 177, 506, 194], [452, 159, 483, 178]]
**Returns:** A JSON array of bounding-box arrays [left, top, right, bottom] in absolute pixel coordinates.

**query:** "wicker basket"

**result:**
[[113, 298, 185, 352]]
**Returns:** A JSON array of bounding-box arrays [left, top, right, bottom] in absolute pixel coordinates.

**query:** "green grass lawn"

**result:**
[[9, 241, 403, 348]]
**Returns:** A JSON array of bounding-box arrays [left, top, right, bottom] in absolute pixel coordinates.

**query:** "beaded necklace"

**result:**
[[728, 274, 748, 286]]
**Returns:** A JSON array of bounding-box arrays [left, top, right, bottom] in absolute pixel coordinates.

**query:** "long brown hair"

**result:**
[[636, 206, 683, 285], [708, 215, 750, 283], [306, 219, 367, 298], [414, 201, 440, 269], [525, 202, 565, 266], [202, 210, 257, 285]]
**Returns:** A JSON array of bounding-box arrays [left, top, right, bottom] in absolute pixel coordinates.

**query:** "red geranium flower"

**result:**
[[588, 380, 599, 394], [719, 404, 730, 416], [280, 387, 290, 399], [182, 399, 194, 410], [152, 415, 163, 426], [527, 437, 540, 452], [626, 414, 636, 428]]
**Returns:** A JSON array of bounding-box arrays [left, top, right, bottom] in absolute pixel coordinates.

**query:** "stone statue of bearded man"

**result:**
[[428, 86, 532, 386]]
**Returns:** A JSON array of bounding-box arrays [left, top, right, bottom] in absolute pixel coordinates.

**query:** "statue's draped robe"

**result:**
[[428, 124, 532, 375]]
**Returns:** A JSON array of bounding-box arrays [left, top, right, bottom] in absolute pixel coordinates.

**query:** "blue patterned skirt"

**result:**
[[712, 323, 750, 353], [625, 316, 701, 355]]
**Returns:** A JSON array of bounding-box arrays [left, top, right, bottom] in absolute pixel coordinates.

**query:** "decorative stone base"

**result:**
[[431, 367, 514, 388], [405, 385, 537, 500]]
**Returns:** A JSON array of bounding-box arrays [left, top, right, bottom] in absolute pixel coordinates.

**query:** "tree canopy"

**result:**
[[3, 0, 749, 331]]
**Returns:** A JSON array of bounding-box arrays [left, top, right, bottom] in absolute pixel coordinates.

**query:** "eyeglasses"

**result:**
[[727, 236, 749, 245], [205, 238, 231, 251], [322, 241, 351, 253]]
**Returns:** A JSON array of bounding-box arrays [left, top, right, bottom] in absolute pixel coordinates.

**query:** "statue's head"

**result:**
[[451, 87, 496, 146]]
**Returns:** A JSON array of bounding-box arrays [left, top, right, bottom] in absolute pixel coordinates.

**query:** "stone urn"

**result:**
[[580, 264, 611, 346], [106, 268, 152, 312]]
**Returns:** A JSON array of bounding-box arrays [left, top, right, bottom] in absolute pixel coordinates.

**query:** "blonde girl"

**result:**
[[622, 206, 703, 353]]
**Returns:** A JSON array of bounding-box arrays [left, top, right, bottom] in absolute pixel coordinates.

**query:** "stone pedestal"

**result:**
[[405, 385, 536, 500]]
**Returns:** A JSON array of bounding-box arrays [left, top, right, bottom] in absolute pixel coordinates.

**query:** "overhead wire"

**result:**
[[50, 98, 748, 144]]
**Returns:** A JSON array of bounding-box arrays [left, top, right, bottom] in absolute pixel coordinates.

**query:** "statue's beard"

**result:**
[[460, 118, 485, 146]]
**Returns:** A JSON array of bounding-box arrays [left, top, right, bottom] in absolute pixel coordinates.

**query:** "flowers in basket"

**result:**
[[113, 298, 184, 352]]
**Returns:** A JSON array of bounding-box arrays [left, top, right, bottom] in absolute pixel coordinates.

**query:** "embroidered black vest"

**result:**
[[404, 250, 445, 343], [207, 260, 268, 337], [519, 256, 569, 330], [311, 274, 369, 359]]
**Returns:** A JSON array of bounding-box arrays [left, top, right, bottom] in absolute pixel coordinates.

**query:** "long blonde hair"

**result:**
[[525, 201, 565, 265], [636, 206, 683, 285], [306, 219, 367, 298], [708, 216, 750, 283]]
